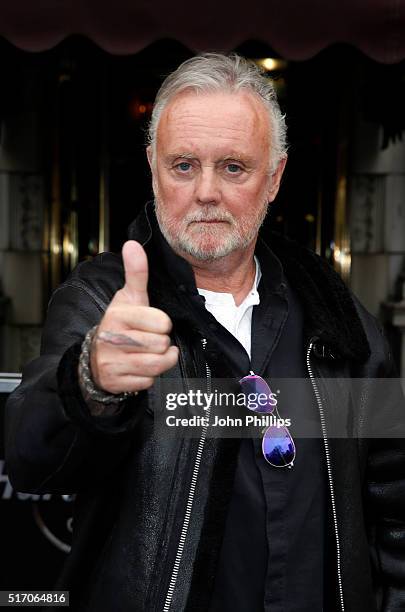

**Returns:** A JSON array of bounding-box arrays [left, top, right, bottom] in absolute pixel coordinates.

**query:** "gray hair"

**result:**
[[147, 52, 288, 173]]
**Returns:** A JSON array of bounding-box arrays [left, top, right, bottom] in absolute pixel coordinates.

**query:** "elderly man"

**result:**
[[5, 54, 405, 612]]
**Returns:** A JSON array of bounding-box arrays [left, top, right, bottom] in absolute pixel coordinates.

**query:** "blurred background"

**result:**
[[1, 0, 405, 590]]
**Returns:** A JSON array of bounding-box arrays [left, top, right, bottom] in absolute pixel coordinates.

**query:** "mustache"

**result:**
[[184, 210, 235, 223]]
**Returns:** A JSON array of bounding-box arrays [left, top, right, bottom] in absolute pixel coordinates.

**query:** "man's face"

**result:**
[[148, 90, 286, 261]]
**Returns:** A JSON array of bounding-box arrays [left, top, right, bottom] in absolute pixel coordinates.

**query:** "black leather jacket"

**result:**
[[5, 204, 405, 612]]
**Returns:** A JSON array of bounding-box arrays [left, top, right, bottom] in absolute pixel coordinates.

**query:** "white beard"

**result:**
[[154, 198, 269, 262]]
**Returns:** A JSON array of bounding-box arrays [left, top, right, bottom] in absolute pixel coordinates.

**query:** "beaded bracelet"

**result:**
[[78, 325, 137, 405]]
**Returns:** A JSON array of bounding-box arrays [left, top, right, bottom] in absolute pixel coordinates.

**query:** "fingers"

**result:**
[[121, 240, 149, 306], [99, 375, 155, 395], [93, 345, 179, 394], [103, 346, 179, 377], [104, 304, 172, 334]]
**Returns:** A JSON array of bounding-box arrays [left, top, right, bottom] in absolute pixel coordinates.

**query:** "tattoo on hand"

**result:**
[[97, 330, 145, 347]]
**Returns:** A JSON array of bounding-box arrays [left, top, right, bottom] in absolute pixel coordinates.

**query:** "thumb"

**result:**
[[121, 240, 149, 306]]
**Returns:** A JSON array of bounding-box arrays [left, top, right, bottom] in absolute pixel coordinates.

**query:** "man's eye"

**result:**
[[176, 162, 192, 172], [226, 164, 242, 174]]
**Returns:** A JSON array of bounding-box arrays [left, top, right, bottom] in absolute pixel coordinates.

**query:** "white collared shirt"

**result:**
[[197, 256, 261, 358]]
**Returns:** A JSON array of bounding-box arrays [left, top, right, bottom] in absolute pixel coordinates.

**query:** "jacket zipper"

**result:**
[[162, 338, 211, 612], [306, 339, 345, 612]]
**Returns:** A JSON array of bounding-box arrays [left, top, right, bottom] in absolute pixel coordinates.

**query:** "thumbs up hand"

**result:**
[[89, 240, 179, 395]]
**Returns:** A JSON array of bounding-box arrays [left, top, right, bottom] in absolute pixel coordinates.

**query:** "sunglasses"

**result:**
[[239, 372, 296, 468]]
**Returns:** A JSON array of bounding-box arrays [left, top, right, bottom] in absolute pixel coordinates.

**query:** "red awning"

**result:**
[[0, 0, 404, 63]]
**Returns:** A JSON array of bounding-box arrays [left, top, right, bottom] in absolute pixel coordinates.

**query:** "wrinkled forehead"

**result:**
[[156, 89, 271, 152]]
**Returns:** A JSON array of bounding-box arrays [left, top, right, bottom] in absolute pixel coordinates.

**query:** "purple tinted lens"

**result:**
[[239, 375, 275, 414], [262, 426, 295, 467]]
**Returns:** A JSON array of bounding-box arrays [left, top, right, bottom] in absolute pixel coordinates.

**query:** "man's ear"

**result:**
[[267, 156, 287, 203], [146, 145, 154, 171]]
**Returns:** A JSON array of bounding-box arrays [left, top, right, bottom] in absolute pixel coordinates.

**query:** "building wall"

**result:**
[[349, 114, 405, 317], [0, 111, 45, 372]]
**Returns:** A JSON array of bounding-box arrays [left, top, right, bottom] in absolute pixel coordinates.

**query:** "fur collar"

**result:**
[[268, 232, 370, 362]]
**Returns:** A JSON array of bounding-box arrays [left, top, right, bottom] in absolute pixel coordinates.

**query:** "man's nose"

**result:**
[[194, 167, 221, 205]]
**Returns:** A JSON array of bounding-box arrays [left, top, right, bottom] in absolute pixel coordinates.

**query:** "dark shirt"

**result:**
[[207, 241, 326, 612]]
